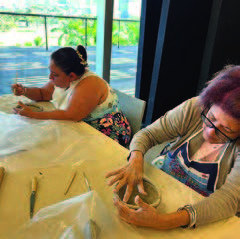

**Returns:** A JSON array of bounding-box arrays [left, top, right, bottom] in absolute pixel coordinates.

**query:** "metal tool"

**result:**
[[30, 176, 38, 219], [64, 171, 77, 195]]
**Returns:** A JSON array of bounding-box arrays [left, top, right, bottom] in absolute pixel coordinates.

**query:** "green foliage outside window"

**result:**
[[0, 15, 16, 32], [50, 18, 139, 47], [51, 19, 89, 46], [0, 13, 140, 47], [24, 41, 33, 46], [34, 36, 45, 46], [112, 21, 140, 46]]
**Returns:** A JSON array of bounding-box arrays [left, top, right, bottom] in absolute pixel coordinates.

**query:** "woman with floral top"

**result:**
[[12, 45, 131, 147]]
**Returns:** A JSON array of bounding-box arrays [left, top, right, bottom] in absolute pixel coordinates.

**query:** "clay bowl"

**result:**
[[115, 177, 161, 210], [15, 103, 43, 112]]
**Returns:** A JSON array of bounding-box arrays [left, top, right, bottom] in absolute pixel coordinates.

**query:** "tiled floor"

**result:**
[[0, 45, 138, 96]]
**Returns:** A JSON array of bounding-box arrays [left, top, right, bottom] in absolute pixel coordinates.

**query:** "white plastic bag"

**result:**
[[0, 112, 58, 156], [10, 191, 144, 239]]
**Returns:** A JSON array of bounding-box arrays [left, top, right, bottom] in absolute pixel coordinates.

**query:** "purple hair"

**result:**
[[199, 65, 240, 119]]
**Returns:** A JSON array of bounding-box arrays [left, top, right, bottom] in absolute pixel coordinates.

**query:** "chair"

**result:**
[[114, 89, 146, 137]]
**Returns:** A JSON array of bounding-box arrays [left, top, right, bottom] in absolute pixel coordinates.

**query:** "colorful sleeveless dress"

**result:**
[[52, 71, 131, 147], [152, 129, 227, 196]]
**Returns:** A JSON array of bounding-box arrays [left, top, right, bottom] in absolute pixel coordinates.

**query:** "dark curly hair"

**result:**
[[50, 45, 88, 76], [199, 65, 240, 119]]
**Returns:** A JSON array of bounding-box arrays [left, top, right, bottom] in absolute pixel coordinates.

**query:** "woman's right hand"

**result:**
[[12, 84, 25, 96], [105, 151, 146, 202]]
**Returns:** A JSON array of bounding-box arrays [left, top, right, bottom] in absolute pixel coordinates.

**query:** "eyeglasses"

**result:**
[[201, 110, 235, 143]]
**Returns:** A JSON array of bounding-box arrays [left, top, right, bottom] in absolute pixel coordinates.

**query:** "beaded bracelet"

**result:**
[[177, 205, 196, 228]]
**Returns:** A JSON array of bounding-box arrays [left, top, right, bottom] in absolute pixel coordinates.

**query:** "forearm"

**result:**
[[155, 210, 190, 229], [129, 127, 161, 154], [193, 182, 239, 226], [128, 150, 144, 162], [129, 116, 178, 154], [29, 110, 80, 121], [130, 97, 202, 154], [128, 150, 144, 171], [23, 87, 44, 101], [24, 87, 52, 101]]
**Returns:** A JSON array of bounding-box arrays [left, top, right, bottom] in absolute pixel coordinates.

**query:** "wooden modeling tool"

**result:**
[[0, 167, 5, 188], [14, 72, 18, 95], [30, 176, 38, 218], [64, 171, 77, 195]]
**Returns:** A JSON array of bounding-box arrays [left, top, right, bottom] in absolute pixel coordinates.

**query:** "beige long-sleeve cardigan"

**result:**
[[130, 97, 240, 227]]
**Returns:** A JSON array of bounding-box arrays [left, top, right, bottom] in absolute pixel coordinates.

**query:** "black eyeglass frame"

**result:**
[[200, 109, 236, 143]]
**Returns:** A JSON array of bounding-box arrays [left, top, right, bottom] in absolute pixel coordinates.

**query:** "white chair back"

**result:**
[[114, 89, 146, 136]]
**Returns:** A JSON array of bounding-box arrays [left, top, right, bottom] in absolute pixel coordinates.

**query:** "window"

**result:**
[[0, 0, 141, 96]]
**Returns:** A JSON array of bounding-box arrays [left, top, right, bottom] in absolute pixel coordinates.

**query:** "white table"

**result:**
[[0, 94, 239, 239]]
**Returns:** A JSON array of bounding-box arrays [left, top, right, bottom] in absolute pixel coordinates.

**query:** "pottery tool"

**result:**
[[13, 72, 18, 95], [0, 166, 5, 187], [30, 176, 38, 219], [64, 171, 77, 195]]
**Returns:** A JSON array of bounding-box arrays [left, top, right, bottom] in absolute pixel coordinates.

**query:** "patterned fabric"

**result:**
[[52, 71, 131, 147], [83, 87, 120, 121], [86, 111, 131, 147], [81, 73, 131, 147], [152, 141, 221, 197]]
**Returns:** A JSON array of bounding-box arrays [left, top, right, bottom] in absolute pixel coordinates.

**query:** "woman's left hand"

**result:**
[[13, 101, 34, 117], [114, 195, 190, 230]]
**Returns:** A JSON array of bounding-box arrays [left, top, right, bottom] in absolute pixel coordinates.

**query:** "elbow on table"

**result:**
[[64, 112, 84, 122]]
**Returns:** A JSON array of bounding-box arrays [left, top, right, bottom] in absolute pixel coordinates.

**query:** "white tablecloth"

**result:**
[[0, 94, 239, 239]]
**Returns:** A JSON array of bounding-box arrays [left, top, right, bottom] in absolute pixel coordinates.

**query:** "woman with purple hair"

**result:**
[[106, 65, 240, 229]]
